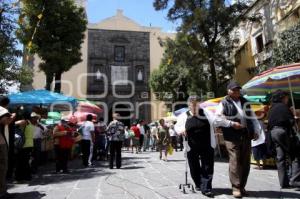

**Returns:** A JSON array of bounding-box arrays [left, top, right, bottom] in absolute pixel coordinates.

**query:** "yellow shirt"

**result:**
[[23, 122, 34, 148]]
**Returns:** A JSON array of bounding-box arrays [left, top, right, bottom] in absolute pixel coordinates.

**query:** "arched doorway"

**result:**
[[108, 104, 132, 127]]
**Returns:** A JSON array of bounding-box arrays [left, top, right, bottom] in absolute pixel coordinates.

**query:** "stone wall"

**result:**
[[87, 29, 151, 123]]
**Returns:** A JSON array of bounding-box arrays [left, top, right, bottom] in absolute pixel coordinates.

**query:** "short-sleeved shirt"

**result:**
[[34, 123, 47, 139], [107, 120, 125, 141], [82, 121, 95, 141], [131, 126, 140, 138], [137, 124, 145, 135]]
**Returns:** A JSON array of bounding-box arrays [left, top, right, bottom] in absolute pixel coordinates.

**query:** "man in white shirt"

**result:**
[[214, 81, 258, 198], [81, 114, 95, 167]]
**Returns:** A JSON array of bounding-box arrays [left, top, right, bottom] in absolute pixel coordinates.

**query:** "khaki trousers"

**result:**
[[225, 135, 251, 191], [0, 144, 8, 196]]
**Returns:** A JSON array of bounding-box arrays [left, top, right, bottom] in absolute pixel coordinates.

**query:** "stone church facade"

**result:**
[[87, 29, 151, 124], [30, 8, 175, 123]]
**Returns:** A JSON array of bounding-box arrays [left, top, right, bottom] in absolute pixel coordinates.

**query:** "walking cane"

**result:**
[[179, 136, 195, 194]]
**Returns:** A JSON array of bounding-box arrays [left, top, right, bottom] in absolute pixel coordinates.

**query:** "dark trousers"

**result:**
[[109, 141, 122, 169], [0, 145, 8, 196], [6, 145, 15, 180], [178, 135, 183, 151], [55, 145, 71, 172], [139, 134, 144, 150], [171, 136, 177, 151], [187, 147, 214, 193], [7, 124, 15, 180], [31, 138, 42, 173], [93, 135, 106, 161], [290, 157, 300, 187], [271, 127, 291, 188], [225, 135, 251, 191], [81, 140, 91, 167], [15, 147, 32, 181]]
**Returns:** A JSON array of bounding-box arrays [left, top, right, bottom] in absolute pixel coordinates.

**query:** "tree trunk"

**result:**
[[54, 72, 62, 93], [45, 73, 53, 91], [209, 57, 218, 97]]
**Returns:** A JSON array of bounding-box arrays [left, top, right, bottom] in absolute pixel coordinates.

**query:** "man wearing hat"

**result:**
[[215, 81, 258, 198], [0, 107, 13, 198]]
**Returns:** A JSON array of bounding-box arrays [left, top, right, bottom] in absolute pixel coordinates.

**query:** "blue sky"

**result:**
[[87, 0, 179, 32]]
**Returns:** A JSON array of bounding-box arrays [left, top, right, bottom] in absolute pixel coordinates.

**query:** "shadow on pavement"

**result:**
[[120, 166, 145, 170], [122, 156, 150, 160], [166, 159, 185, 162], [9, 191, 46, 199], [213, 188, 300, 198]]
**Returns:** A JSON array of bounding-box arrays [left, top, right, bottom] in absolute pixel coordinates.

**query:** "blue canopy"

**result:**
[[8, 90, 77, 107], [174, 107, 189, 116]]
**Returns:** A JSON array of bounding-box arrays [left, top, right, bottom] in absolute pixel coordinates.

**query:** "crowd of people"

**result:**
[[0, 96, 186, 199], [0, 80, 300, 199], [175, 81, 300, 198]]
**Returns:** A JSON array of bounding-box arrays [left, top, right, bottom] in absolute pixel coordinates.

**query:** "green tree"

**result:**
[[150, 33, 207, 102], [272, 22, 300, 66], [0, 1, 32, 93], [153, 0, 250, 96], [17, 0, 87, 92]]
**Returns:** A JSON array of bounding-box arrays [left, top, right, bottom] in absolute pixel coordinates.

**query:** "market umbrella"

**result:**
[[8, 90, 77, 107], [199, 97, 266, 114], [173, 107, 189, 116], [242, 63, 300, 109], [70, 111, 97, 124], [77, 99, 102, 114]]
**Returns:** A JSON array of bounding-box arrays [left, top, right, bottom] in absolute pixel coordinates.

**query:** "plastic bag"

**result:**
[[167, 144, 173, 155]]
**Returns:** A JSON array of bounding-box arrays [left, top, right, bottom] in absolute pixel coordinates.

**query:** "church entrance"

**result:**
[[108, 104, 132, 127]]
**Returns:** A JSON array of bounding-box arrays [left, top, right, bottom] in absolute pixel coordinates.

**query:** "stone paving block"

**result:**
[[68, 189, 98, 199], [7, 150, 300, 199]]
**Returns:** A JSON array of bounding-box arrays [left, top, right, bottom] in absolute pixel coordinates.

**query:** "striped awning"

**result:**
[[242, 63, 300, 95]]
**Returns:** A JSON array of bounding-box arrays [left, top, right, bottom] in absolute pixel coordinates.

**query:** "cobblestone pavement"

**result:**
[[7, 150, 300, 199]]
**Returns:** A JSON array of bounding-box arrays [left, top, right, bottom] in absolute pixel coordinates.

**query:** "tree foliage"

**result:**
[[153, 0, 250, 96], [150, 33, 207, 102], [17, 0, 87, 92], [272, 21, 300, 66], [0, 0, 32, 93]]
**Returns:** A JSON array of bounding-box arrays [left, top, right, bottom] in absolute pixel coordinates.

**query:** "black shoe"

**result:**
[[202, 191, 214, 198], [0, 192, 15, 199]]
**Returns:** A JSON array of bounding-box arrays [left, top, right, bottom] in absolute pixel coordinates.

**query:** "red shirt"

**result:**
[[130, 126, 140, 138]]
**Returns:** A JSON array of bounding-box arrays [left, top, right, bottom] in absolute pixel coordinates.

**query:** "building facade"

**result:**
[[233, 0, 300, 84], [30, 7, 175, 123]]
